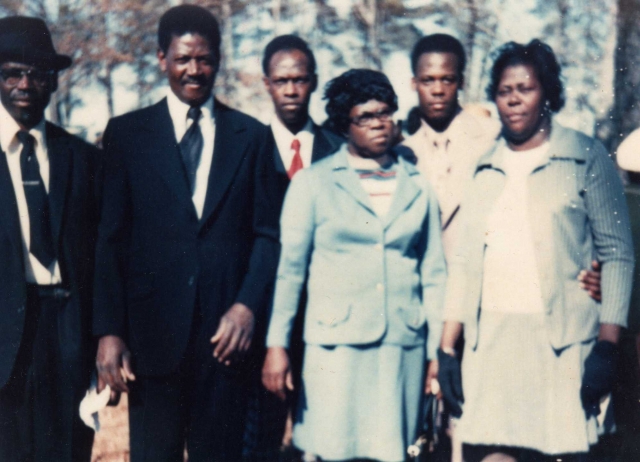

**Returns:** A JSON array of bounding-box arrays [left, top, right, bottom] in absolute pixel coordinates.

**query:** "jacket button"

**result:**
[[376, 283, 384, 291], [188, 276, 195, 286], [374, 243, 383, 251]]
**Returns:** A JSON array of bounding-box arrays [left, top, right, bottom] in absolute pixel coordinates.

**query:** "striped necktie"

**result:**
[[179, 106, 203, 193], [18, 130, 55, 268]]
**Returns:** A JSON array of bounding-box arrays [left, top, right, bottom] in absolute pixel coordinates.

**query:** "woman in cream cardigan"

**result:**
[[437, 40, 634, 462], [262, 69, 446, 462]]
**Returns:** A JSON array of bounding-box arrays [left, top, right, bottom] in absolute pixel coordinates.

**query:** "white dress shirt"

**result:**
[[166, 91, 216, 219], [402, 108, 500, 260], [0, 102, 61, 284], [270, 116, 314, 171]]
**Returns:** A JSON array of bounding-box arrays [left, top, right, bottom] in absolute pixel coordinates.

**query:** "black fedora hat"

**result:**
[[0, 16, 71, 70]]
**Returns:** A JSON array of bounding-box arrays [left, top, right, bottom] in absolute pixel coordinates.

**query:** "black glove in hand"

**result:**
[[580, 340, 619, 418], [437, 348, 464, 418]]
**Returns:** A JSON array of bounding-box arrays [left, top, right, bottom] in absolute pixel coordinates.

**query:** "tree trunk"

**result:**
[[272, 0, 281, 33], [367, 0, 380, 70], [611, 0, 640, 153], [463, 0, 478, 103], [353, 0, 381, 69], [49, 91, 62, 125], [103, 63, 115, 119]]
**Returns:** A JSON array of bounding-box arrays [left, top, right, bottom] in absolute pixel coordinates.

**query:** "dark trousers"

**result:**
[[0, 285, 93, 462], [243, 299, 306, 462], [463, 444, 589, 462], [242, 368, 290, 462], [129, 307, 251, 462]]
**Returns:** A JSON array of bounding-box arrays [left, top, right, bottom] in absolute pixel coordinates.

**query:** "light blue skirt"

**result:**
[[293, 343, 425, 462], [458, 310, 599, 454]]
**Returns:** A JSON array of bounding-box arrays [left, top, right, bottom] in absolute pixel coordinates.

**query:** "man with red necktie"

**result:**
[[242, 35, 343, 462], [263, 35, 343, 187], [262, 35, 342, 189]]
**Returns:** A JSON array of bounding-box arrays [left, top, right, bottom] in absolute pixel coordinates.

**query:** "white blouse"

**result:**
[[481, 142, 550, 314]]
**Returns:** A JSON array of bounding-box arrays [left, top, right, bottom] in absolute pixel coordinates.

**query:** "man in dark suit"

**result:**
[[0, 16, 98, 462], [242, 35, 342, 462], [93, 5, 280, 461]]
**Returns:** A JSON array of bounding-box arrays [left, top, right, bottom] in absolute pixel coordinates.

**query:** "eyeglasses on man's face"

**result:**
[[0, 67, 56, 86], [350, 109, 394, 127]]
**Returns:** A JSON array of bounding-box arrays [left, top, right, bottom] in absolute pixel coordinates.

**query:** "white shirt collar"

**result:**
[[270, 115, 315, 170], [0, 101, 47, 158], [166, 90, 214, 141], [270, 115, 314, 142]]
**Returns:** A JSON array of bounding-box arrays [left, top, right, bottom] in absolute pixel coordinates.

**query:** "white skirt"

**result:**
[[458, 310, 599, 454]]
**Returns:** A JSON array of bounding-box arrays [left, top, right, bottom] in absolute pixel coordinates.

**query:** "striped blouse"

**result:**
[[348, 155, 398, 217]]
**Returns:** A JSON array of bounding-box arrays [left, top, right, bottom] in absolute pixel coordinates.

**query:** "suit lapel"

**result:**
[[311, 125, 338, 163], [332, 150, 377, 217], [46, 123, 72, 248], [271, 131, 287, 175], [143, 100, 197, 217], [383, 159, 421, 229], [199, 103, 248, 226], [0, 149, 23, 251]]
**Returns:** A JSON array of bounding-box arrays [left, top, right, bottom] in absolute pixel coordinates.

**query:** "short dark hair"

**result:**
[[262, 35, 316, 76], [324, 69, 398, 134], [410, 34, 466, 77], [158, 5, 221, 57], [486, 39, 565, 113]]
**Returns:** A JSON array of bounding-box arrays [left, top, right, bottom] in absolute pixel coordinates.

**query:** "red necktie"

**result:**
[[288, 138, 303, 179]]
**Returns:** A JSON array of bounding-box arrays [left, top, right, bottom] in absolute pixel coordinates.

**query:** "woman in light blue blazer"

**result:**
[[262, 69, 446, 462], [437, 40, 634, 462]]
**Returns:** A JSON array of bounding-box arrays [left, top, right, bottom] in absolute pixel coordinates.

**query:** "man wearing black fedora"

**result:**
[[0, 16, 99, 461]]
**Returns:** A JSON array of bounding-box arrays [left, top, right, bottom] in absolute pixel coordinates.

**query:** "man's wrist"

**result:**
[[598, 323, 621, 344]]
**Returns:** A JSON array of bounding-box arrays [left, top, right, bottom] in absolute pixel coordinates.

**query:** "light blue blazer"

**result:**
[[266, 145, 447, 359], [444, 122, 634, 351]]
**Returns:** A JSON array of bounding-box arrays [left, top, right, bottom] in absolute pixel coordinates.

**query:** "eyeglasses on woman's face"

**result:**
[[350, 108, 394, 127]]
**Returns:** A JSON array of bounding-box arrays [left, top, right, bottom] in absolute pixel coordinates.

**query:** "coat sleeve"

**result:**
[[441, 174, 479, 325], [92, 120, 132, 340], [266, 168, 316, 348], [585, 139, 634, 326], [234, 125, 281, 318], [418, 181, 448, 360]]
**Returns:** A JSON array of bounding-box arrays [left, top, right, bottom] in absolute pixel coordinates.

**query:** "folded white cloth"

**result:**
[[79, 374, 111, 431]]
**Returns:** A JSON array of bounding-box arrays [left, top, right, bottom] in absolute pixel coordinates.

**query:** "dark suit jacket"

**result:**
[[0, 123, 100, 389], [269, 123, 343, 214], [93, 98, 280, 377], [256, 123, 343, 359]]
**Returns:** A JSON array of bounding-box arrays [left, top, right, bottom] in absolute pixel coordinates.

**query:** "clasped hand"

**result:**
[[96, 335, 136, 405], [210, 302, 255, 365]]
